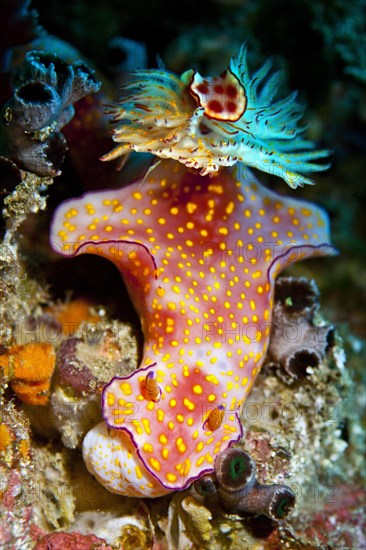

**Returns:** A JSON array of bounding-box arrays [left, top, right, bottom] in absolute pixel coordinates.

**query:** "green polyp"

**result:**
[[276, 497, 289, 518], [193, 476, 217, 497], [215, 448, 256, 491], [229, 455, 247, 482], [270, 488, 296, 520], [285, 296, 293, 307]]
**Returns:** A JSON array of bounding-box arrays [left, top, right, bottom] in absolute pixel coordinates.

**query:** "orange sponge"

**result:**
[[0, 343, 56, 405]]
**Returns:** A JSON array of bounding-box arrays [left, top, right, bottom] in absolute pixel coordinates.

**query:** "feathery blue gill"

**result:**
[[101, 44, 331, 188]]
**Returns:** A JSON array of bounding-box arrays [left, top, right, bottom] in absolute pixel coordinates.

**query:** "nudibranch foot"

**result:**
[[101, 44, 331, 187], [51, 159, 335, 497], [82, 421, 172, 498]]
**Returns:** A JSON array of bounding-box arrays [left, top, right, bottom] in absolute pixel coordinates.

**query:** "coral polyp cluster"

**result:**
[[102, 44, 330, 187], [194, 447, 296, 520], [268, 277, 335, 382]]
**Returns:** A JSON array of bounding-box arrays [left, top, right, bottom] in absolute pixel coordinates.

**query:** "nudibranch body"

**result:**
[[101, 44, 330, 188], [51, 159, 334, 497]]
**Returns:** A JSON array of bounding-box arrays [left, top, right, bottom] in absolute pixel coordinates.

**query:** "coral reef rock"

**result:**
[[0, 50, 100, 176]]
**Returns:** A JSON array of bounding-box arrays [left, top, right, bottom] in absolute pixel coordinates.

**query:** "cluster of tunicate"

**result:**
[[267, 277, 335, 383], [193, 447, 295, 520]]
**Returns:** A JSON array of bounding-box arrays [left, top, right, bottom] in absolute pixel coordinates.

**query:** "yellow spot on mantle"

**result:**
[[166, 473, 177, 482], [120, 382, 132, 395], [183, 397, 195, 411], [149, 457, 161, 472], [159, 434, 168, 445], [107, 392, 115, 406], [186, 202, 197, 214]]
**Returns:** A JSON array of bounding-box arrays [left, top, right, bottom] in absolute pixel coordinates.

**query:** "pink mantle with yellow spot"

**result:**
[[51, 160, 334, 497]]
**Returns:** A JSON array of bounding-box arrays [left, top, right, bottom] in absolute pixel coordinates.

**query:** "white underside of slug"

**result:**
[[83, 422, 172, 497]]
